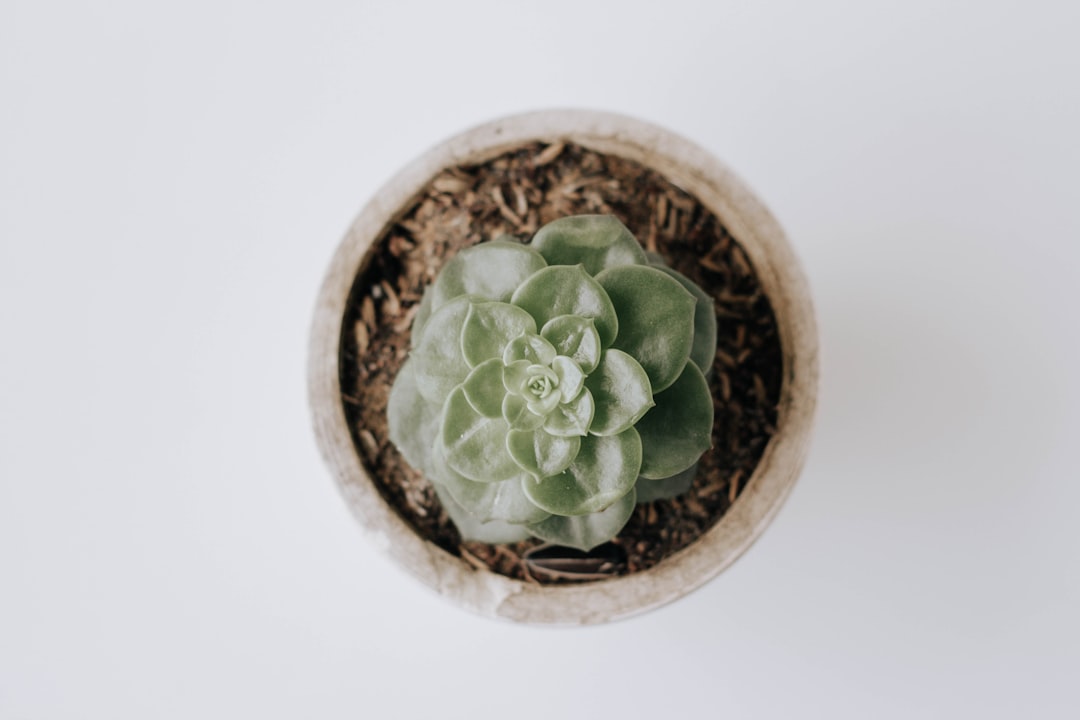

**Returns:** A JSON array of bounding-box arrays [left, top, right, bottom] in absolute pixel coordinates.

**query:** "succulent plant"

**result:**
[[387, 215, 716, 551]]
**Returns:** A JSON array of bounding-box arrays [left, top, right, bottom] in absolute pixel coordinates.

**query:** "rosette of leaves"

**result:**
[[388, 215, 716, 551]]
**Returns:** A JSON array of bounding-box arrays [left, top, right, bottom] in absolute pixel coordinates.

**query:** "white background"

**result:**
[[2, 1, 1078, 717]]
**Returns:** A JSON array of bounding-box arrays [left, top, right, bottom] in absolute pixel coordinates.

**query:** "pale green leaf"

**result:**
[[526, 388, 561, 416], [527, 487, 637, 551], [432, 441, 550, 524], [511, 265, 618, 347], [584, 349, 654, 436], [501, 393, 546, 431], [507, 429, 580, 478], [540, 315, 601, 374], [551, 355, 584, 404], [462, 358, 506, 418], [637, 362, 713, 479], [433, 484, 532, 544], [523, 428, 641, 516], [654, 266, 718, 376], [461, 301, 536, 367], [530, 215, 647, 276], [429, 240, 547, 310], [411, 290, 434, 344], [411, 295, 475, 404], [543, 388, 594, 437], [503, 361, 562, 416], [442, 387, 521, 482], [387, 358, 441, 474], [502, 332, 557, 366], [596, 264, 696, 393], [634, 463, 698, 503], [502, 359, 536, 396]]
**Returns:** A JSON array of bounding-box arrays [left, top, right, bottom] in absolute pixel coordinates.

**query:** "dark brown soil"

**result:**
[[339, 141, 782, 583]]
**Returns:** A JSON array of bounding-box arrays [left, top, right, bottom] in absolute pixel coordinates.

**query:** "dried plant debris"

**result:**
[[339, 142, 782, 583]]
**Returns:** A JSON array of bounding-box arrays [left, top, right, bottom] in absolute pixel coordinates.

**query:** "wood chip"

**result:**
[[353, 320, 369, 356], [532, 142, 565, 166], [361, 296, 376, 328], [728, 470, 743, 503], [358, 430, 378, 460], [491, 185, 523, 226], [432, 174, 470, 194]]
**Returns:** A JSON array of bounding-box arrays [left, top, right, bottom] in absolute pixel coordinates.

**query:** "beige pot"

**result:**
[[309, 109, 819, 624]]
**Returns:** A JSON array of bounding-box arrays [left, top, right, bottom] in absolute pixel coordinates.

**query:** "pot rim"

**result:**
[[309, 109, 819, 625]]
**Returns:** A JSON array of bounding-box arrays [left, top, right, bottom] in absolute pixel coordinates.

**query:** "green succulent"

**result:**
[[387, 215, 716, 551]]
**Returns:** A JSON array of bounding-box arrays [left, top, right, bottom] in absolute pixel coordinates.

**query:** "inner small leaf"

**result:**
[[540, 315, 601, 374]]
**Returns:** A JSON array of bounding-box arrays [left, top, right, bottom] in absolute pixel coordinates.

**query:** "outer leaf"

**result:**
[[432, 441, 550, 524], [461, 301, 536, 367], [442, 387, 520, 483], [411, 295, 476, 404], [634, 463, 698, 503], [654, 265, 718, 376], [511, 265, 618, 347], [527, 488, 637, 551], [637, 362, 713, 479], [523, 428, 642, 516], [386, 358, 440, 474], [530, 215, 647, 276], [543, 389, 594, 437], [507, 429, 580, 478], [540, 315, 601, 374], [584, 349, 654, 436], [462, 358, 506, 418], [411, 290, 434, 343], [433, 484, 532, 544], [596, 264, 696, 393], [430, 240, 547, 310]]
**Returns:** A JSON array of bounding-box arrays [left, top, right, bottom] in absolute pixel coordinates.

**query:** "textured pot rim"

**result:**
[[309, 109, 819, 625]]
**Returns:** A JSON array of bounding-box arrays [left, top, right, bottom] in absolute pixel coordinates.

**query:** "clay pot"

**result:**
[[309, 109, 819, 624]]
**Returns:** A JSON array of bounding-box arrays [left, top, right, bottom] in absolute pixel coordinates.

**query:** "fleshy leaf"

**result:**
[[584, 349, 654, 436], [511, 265, 618, 347], [530, 215, 647, 276], [462, 358, 506, 418], [442, 387, 521, 482], [502, 393, 546, 431], [429, 240, 547, 310], [596, 264, 696, 393], [543, 388, 594, 437], [411, 290, 434, 344], [637, 362, 713, 479], [540, 315, 601, 374], [507, 429, 580, 478], [526, 388, 561, 417], [523, 428, 641, 516], [433, 442, 550, 524], [433, 484, 532, 544], [461, 301, 536, 367], [527, 488, 637, 551], [634, 463, 698, 503], [551, 355, 584, 403], [502, 332, 557, 366], [411, 295, 476, 404], [655, 266, 718, 376], [503, 360, 537, 396], [387, 358, 440, 474]]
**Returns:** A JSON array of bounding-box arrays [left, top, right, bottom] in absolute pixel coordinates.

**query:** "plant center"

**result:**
[[524, 365, 558, 400]]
